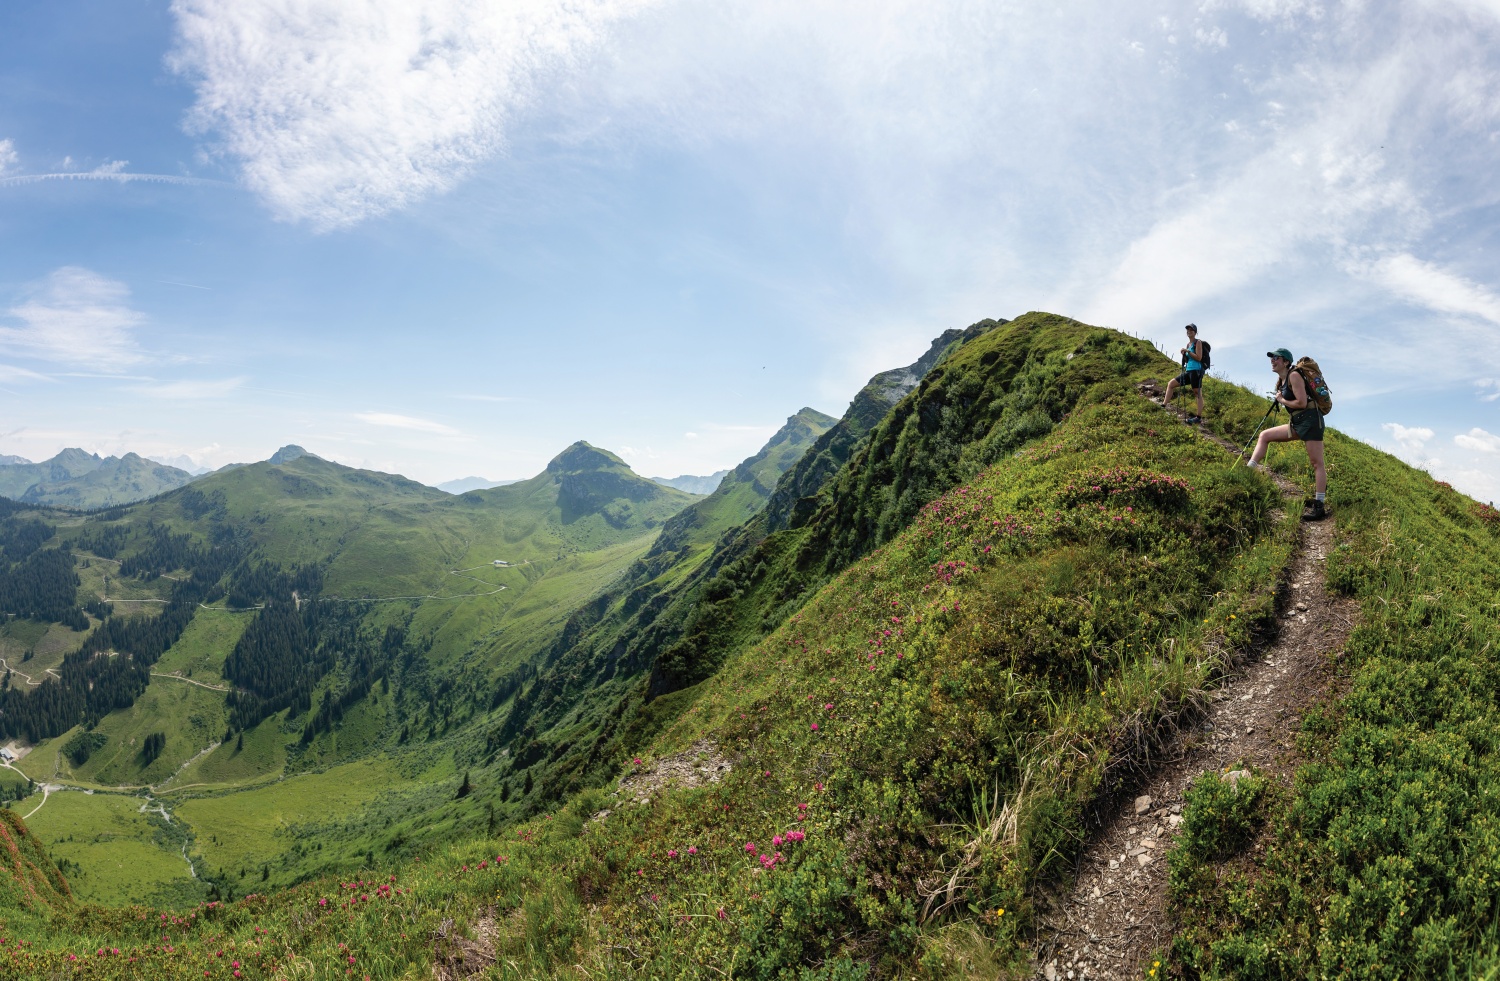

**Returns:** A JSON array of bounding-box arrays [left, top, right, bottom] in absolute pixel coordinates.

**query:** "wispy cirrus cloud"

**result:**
[[0, 139, 17, 177], [130, 377, 247, 400], [0, 267, 145, 372], [1077, 52, 1423, 333], [1364, 253, 1500, 325], [168, 0, 665, 229], [354, 411, 461, 436], [0, 363, 50, 383]]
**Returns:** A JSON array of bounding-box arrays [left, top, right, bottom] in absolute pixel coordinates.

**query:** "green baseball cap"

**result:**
[[1266, 347, 1293, 362]]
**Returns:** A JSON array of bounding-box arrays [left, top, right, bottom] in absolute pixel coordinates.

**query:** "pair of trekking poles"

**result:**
[[1229, 394, 1280, 470]]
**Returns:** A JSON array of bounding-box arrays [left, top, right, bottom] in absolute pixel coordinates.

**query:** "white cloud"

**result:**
[[169, 0, 664, 229], [1383, 422, 1436, 453], [354, 411, 461, 435], [0, 267, 145, 371], [0, 363, 50, 383], [1077, 52, 1422, 330], [1441, 0, 1500, 23], [1455, 427, 1500, 453], [1442, 466, 1500, 502], [1194, 26, 1228, 48], [1365, 253, 1500, 326], [0, 139, 17, 176], [1221, 0, 1322, 22], [131, 377, 247, 400], [1477, 379, 1500, 402]]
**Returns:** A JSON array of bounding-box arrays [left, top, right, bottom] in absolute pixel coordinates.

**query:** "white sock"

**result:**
[[1315, 492, 1325, 502]]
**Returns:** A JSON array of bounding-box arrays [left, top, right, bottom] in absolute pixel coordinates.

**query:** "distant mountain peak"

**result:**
[[54, 447, 104, 466], [547, 441, 629, 474], [147, 453, 212, 475], [0, 454, 31, 466], [651, 471, 730, 495], [269, 445, 311, 465], [436, 476, 519, 494]]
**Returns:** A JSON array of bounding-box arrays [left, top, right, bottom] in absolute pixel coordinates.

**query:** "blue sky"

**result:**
[[2, 0, 1498, 499]]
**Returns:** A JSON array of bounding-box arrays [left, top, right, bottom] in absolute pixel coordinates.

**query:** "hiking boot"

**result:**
[[1186, 414, 1202, 424], [1303, 500, 1327, 522]]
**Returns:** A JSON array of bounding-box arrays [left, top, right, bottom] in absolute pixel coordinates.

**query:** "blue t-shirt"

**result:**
[[1184, 341, 1203, 372]]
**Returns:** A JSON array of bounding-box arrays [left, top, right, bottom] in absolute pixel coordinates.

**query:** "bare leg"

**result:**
[[1195, 386, 1205, 418], [1164, 377, 1181, 408], [1305, 440, 1327, 493], [1249, 424, 1293, 466]]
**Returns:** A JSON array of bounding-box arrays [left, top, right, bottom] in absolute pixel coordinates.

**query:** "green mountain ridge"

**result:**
[[3, 313, 1499, 980]]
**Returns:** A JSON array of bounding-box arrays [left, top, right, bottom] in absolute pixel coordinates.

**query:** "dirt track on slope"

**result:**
[[1029, 383, 1358, 981]]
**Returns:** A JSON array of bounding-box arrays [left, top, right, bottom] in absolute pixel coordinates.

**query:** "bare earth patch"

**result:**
[[613, 739, 732, 808], [431, 911, 499, 980], [1029, 386, 1359, 981]]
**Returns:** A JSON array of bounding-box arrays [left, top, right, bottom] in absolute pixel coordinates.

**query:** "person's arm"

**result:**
[[1279, 370, 1309, 409], [1189, 340, 1202, 362]]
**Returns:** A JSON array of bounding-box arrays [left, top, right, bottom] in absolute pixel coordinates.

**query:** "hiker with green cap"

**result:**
[[1163, 323, 1207, 423], [1248, 347, 1328, 521]]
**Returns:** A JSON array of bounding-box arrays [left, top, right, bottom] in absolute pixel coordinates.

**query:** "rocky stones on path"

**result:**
[[1225, 768, 1251, 790], [1134, 794, 1153, 815]]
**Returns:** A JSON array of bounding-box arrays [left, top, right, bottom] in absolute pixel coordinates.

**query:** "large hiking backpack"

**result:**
[[1293, 357, 1332, 415], [1182, 340, 1212, 370]]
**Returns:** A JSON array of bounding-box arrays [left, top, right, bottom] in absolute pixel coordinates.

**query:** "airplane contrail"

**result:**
[[0, 172, 234, 188]]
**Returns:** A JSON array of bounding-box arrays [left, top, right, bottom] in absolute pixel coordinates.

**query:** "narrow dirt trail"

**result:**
[[1030, 385, 1359, 981], [150, 671, 232, 692]]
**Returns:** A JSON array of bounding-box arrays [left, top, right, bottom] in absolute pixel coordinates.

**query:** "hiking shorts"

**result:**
[[1290, 408, 1325, 442], [1174, 369, 1204, 390]]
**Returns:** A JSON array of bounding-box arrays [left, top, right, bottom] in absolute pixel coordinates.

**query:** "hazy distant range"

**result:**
[[1, 447, 730, 507], [438, 471, 728, 495]]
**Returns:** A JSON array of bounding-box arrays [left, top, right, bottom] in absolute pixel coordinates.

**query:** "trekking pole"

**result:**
[[1230, 396, 1279, 470]]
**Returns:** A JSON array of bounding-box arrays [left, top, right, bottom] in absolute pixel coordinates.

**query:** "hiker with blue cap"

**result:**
[[1248, 347, 1328, 521]]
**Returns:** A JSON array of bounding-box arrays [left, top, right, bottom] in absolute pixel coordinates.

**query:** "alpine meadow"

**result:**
[[0, 312, 1494, 980]]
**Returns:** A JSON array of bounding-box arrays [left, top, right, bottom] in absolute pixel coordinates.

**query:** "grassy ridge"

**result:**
[[0, 325, 1310, 978], [17, 313, 1497, 978], [1168, 433, 1500, 979]]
